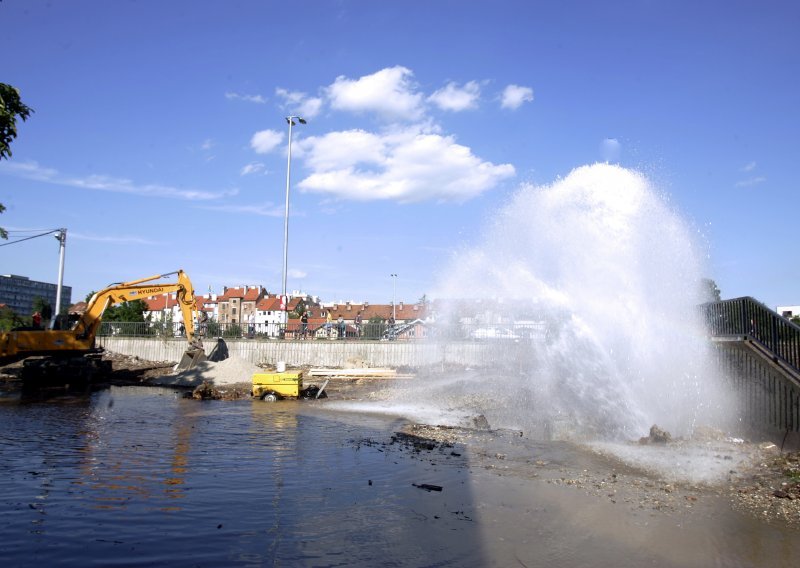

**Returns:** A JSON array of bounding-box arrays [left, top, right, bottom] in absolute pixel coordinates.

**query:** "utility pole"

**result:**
[[51, 228, 67, 329]]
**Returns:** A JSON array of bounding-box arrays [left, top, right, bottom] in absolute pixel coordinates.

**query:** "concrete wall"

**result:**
[[97, 336, 527, 370], [100, 335, 800, 439]]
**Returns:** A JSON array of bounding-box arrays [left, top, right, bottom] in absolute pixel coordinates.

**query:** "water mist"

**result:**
[[393, 163, 734, 441]]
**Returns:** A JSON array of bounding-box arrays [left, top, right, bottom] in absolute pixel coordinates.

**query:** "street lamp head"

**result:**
[[286, 116, 307, 126], [298, 117, 307, 124]]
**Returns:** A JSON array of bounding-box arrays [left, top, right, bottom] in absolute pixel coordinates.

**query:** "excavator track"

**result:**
[[21, 350, 113, 385]]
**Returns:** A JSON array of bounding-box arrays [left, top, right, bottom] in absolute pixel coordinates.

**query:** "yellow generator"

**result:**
[[252, 371, 328, 401]]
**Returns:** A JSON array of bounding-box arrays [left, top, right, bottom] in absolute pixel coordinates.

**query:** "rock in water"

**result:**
[[639, 424, 672, 444]]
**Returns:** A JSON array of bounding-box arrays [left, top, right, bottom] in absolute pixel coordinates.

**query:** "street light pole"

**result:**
[[51, 228, 67, 329], [391, 273, 397, 321], [281, 115, 306, 324]]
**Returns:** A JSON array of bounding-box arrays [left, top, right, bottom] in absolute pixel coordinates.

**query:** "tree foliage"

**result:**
[[0, 305, 22, 332], [0, 83, 33, 160], [102, 299, 148, 322], [32, 296, 53, 321], [289, 299, 307, 319], [0, 83, 34, 240]]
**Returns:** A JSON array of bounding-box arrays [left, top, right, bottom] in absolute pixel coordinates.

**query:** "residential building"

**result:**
[[0, 274, 72, 317], [139, 292, 216, 326], [778, 305, 800, 319], [217, 286, 266, 326], [321, 300, 428, 324]]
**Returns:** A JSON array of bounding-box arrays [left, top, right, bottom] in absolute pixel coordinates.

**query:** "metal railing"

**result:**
[[95, 320, 552, 342], [701, 296, 800, 377]]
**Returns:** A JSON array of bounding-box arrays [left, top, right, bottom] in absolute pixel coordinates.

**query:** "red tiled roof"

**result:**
[[325, 303, 427, 321], [68, 301, 87, 314], [217, 286, 265, 302]]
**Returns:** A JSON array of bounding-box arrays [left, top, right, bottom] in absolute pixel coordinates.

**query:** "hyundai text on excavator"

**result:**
[[0, 270, 206, 383]]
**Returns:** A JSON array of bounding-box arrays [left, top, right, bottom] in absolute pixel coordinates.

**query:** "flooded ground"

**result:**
[[1, 385, 799, 567]]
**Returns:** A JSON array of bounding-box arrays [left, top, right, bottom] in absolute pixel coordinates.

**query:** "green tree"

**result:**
[[0, 305, 22, 331], [32, 296, 52, 321], [364, 315, 385, 339], [289, 299, 307, 319], [102, 299, 147, 322], [0, 83, 34, 240]]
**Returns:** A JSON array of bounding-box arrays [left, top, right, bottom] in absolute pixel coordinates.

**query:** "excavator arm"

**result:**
[[78, 270, 200, 343], [0, 269, 206, 373]]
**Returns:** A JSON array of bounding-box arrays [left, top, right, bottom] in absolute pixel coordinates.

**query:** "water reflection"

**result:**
[[1, 386, 799, 567]]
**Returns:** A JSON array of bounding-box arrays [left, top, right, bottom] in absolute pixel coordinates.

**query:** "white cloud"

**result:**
[[428, 81, 481, 112], [248, 67, 528, 202], [250, 129, 284, 154], [240, 162, 266, 176], [195, 202, 285, 217], [296, 126, 515, 203], [500, 84, 534, 110], [225, 92, 267, 104], [326, 66, 424, 120], [295, 129, 386, 171], [288, 268, 307, 279], [201, 138, 214, 150], [735, 176, 766, 188], [70, 232, 160, 245], [741, 161, 757, 172], [275, 88, 323, 119], [0, 160, 236, 201]]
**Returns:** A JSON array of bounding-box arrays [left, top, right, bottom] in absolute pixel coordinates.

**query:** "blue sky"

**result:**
[[1, 0, 797, 309]]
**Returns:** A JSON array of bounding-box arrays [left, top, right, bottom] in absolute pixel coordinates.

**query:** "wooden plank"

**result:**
[[308, 368, 414, 379]]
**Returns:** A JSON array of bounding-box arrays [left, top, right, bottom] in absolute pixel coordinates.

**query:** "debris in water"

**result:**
[[639, 424, 672, 445], [192, 382, 221, 400], [412, 483, 443, 492], [472, 415, 490, 430]]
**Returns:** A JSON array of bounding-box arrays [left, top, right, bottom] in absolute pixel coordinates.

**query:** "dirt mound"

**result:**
[[149, 357, 260, 388]]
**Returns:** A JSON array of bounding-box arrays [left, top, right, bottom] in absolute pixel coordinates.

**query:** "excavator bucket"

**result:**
[[176, 346, 207, 371]]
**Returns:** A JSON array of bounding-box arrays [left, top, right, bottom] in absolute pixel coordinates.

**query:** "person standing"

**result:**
[[31, 311, 42, 329], [337, 315, 345, 340], [326, 311, 333, 338], [301, 311, 309, 339], [354, 311, 363, 337]]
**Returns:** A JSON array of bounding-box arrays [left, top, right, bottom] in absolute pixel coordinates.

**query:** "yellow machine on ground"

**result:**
[[0, 269, 206, 382], [252, 370, 328, 401]]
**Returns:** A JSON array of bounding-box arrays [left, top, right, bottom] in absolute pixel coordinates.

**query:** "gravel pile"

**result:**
[[149, 356, 261, 388]]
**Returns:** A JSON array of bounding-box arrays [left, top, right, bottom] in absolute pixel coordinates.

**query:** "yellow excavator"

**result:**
[[0, 270, 206, 382]]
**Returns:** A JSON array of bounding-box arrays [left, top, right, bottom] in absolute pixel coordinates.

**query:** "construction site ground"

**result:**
[[1, 350, 799, 529]]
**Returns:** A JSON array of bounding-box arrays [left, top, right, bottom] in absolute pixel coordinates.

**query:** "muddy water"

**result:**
[[0, 386, 797, 567]]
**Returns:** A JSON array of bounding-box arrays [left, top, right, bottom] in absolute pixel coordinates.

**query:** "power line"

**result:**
[[0, 228, 62, 247]]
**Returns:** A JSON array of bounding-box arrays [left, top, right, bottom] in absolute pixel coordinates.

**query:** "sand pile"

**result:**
[[149, 357, 261, 388]]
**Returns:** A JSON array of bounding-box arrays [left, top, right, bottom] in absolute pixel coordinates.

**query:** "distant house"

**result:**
[[321, 300, 428, 325], [142, 293, 215, 326], [217, 286, 265, 326], [384, 318, 428, 341], [68, 301, 87, 316], [255, 295, 289, 337], [778, 305, 800, 319]]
